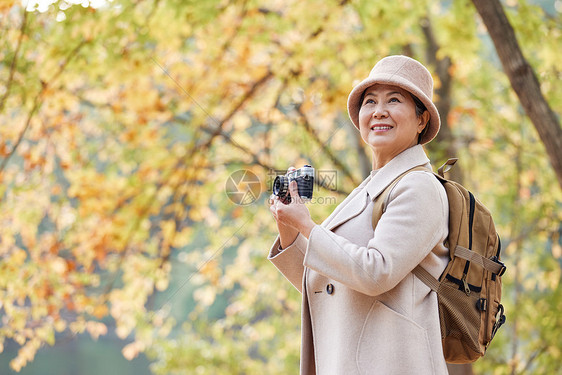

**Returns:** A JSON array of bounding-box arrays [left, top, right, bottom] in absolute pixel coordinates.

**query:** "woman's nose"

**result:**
[[372, 103, 388, 118]]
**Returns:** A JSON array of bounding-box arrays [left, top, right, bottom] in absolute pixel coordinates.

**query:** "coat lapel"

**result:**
[[320, 174, 371, 231], [324, 187, 370, 231], [364, 145, 431, 202], [323, 145, 431, 232]]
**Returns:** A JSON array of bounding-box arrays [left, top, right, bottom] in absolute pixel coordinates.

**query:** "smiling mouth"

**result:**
[[370, 125, 393, 131]]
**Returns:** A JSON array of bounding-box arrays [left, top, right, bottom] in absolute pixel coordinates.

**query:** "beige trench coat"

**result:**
[[268, 145, 450, 375]]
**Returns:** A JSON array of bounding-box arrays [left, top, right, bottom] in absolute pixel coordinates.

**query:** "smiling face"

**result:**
[[358, 84, 429, 169]]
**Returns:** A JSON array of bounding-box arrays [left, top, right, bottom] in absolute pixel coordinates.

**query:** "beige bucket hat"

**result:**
[[347, 55, 441, 145]]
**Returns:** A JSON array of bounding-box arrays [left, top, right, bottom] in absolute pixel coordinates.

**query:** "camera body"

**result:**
[[273, 165, 314, 204]]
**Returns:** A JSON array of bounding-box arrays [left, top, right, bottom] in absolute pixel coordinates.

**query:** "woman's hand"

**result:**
[[270, 179, 316, 240], [270, 194, 299, 249], [269, 167, 298, 248]]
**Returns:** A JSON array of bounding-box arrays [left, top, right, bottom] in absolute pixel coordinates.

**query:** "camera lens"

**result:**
[[273, 176, 289, 199]]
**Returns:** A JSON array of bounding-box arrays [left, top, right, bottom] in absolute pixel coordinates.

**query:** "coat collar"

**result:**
[[322, 145, 431, 231], [364, 145, 431, 201]]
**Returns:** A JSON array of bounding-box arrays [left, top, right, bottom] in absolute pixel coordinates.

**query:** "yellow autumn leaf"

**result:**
[[122, 340, 144, 361], [0, 0, 16, 13], [92, 304, 109, 319], [86, 321, 107, 341]]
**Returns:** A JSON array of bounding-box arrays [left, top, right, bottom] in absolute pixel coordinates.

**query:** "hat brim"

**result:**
[[347, 73, 441, 145]]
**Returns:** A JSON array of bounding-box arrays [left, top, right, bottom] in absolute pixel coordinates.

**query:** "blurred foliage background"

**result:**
[[0, 0, 561, 374]]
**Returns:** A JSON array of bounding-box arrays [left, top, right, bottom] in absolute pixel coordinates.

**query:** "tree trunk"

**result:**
[[447, 363, 475, 375], [471, 0, 562, 189], [346, 118, 372, 179], [420, 18, 464, 184], [421, 16, 474, 375]]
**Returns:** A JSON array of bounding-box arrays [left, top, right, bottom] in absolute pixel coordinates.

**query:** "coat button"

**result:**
[[326, 283, 334, 295]]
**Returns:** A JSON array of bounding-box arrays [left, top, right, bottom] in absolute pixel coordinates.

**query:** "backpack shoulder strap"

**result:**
[[438, 158, 458, 178], [412, 265, 439, 291], [371, 165, 431, 230], [371, 164, 442, 293]]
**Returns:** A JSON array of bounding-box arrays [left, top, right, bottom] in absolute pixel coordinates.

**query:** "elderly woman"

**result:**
[[268, 55, 449, 374]]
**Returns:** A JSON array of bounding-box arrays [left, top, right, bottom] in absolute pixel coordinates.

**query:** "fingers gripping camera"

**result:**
[[273, 165, 314, 204]]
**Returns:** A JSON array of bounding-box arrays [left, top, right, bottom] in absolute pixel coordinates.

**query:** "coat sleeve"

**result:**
[[303, 171, 448, 297], [268, 233, 308, 293]]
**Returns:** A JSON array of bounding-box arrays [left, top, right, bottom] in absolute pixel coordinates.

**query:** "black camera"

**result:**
[[273, 165, 314, 204]]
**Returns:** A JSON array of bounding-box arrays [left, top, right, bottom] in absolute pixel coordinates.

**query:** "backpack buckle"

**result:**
[[476, 298, 487, 312], [461, 274, 471, 296], [491, 256, 506, 276], [491, 304, 506, 339]]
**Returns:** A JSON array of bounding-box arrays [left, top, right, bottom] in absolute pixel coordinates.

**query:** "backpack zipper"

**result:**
[[492, 235, 501, 281], [483, 231, 505, 343], [468, 192, 475, 248], [461, 192, 476, 296], [445, 274, 481, 293]]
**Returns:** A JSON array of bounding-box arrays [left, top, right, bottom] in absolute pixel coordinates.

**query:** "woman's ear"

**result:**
[[418, 110, 430, 133]]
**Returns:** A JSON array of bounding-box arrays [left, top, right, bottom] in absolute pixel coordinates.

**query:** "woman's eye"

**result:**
[[364, 98, 375, 105], [389, 97, 400, 103]]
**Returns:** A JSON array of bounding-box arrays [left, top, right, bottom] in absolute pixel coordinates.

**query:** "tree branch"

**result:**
[[471, 0, 562, 189], [345, 117, 371, 179], [200, 70, 274, 150], [519, 345, 547, 374], [199, 125, 350, 196], [101, 70, 277, 296], [0, 39, 88, 175], [294, 105, 360, 187], [0, 8, 28, 114]]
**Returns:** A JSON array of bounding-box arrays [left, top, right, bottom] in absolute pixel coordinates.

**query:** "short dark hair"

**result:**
[[410, 94, 429, 144], [411, 93, 427, 119]]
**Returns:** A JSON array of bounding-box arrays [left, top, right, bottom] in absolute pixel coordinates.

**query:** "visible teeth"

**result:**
[[371, 126, 392, 130]]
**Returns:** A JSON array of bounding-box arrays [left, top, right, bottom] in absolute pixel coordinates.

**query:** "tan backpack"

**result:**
[[372, 159, 507, 363]]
